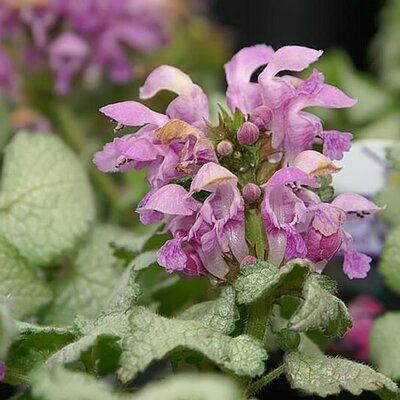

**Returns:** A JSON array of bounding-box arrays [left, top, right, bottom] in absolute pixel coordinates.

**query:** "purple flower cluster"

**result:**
[[94, 44, 381, 280], [0, 0, 171, 96]]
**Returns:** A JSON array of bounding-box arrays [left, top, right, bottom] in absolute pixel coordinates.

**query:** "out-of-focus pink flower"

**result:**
[[0, 0, 174, 95], [0, 361, 5, 381]]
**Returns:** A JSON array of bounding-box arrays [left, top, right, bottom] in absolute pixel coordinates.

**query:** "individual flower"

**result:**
[[95, 43, 380, 281]]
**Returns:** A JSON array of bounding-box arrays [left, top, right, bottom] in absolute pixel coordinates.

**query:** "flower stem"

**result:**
[[247, 364, 284, 396], [245, 208, 267, 260], [244, 297, 270, 342]]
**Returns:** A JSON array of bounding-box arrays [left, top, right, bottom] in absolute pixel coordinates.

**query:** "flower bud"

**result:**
[[242, 183, 262, 203], [249, 106, 272, 131], [237, 122, 259, 145], [240, 255, 258, 267], [217, 140, 233, 156]]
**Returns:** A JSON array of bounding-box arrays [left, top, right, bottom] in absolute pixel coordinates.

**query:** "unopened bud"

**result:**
[[237, 122, 259, 145], [243, 183, 262, 203], [217, 140, 233, 156], [240, 255, 258, 267], [249, 106, 272, 131]]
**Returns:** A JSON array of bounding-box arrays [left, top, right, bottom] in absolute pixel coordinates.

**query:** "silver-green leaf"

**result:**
[[118, 306, 267, 383], [284, 352, 399, 399], [44, 224, 142, 325], [288, 275, 352, 337], [0, 132, 95, 265], [178, 285, 238, 334], [0, 236, 52, 318], [30, 365, 242, 400], [234, 259, 311, 305], [0, 300, 17, 358]]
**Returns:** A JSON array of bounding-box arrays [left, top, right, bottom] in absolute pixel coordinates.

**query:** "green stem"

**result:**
[[245, 297, 271, 342], [247, 364, 284, 396], [245, 208, 267, 260]]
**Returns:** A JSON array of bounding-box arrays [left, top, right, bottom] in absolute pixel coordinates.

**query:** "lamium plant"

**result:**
[[0, 45, 399, 400]]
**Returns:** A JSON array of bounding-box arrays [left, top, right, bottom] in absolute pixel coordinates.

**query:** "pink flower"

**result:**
[[0, 361, 5, 381], [93, 45, 381, 283], [0, 0, 173, 95], [224, 45, 357, 162]]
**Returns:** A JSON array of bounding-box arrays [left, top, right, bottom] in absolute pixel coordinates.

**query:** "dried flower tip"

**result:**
[[243, 183, 262, 203], [217, 140, 234, 156], [237, 122, 259, 145]]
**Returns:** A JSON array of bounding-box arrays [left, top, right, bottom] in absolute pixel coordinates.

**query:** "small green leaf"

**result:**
[[5, 322, 76, 384], [44, 225, 142, 325], [0, 236, 52, 318], [234, 259, 311, 305], [276, 329, 300, 352], [284, 352, 399, 399], [371, 312, 400, 380], [288, 275, 352, 337], [129, 250, 157, 271], [118, 306, 267, 383], [379, 226, 400, 294], [0, 132, 95, 265], [0, 301, 17, 358], [30, 365, 242, 400], [178, 285, 238, 334]]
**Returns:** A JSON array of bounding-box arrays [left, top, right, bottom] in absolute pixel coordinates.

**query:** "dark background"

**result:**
[[212, 1, 386, 399], [212, 0, 385, 71]]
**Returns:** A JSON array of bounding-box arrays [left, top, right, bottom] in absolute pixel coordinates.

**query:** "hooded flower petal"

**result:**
[[190, 162, 237, 193], [225, 44, 274, 86], [100, 101, 168, 127], [332, 193, 382, 220], [263, 166, 319, 188], [140, 65, 210, 127], [259, 46, 323, 80], [93, 135, 136, 172], [225, 44, 274, 113], [137, 184, 200, 216], [293, 150, 341, 176], [115, 134, 161, 161], [311, 203, 345, 236]]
